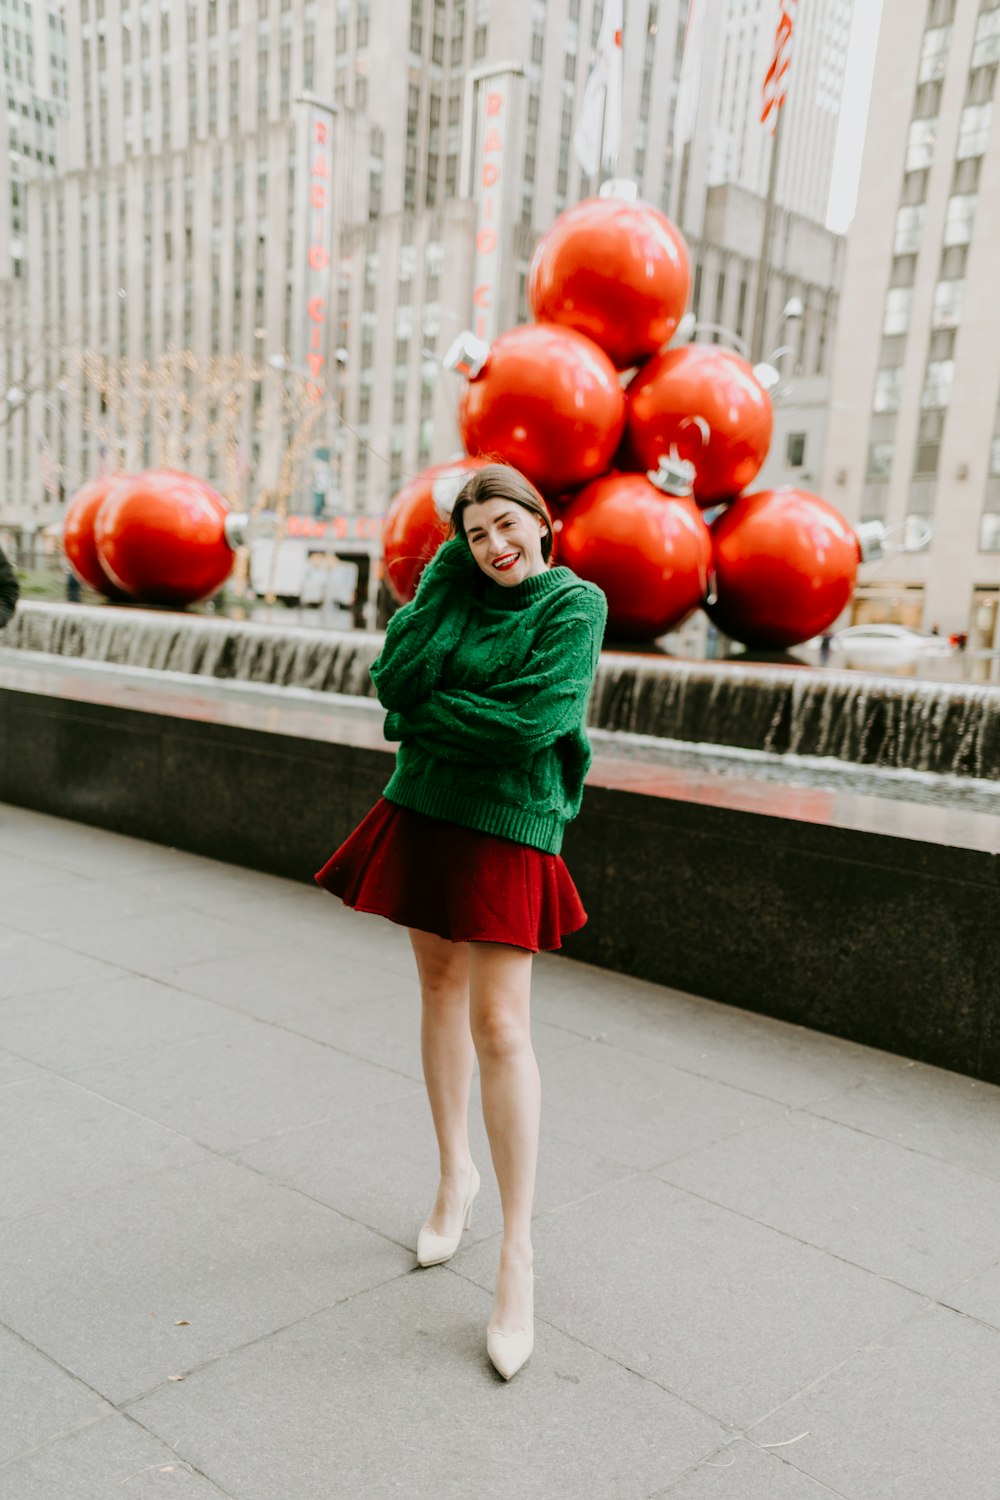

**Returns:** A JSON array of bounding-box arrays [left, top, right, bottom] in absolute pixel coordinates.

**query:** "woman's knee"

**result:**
[[471, 1006, 531, 1059], [409, 929, 469, 1004]]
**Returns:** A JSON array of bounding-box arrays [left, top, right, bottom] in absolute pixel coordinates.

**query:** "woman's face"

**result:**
[[462, 497, 550, 587]]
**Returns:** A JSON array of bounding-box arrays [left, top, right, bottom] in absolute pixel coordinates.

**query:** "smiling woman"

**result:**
[[450, 467, 554, 588], [313, 460, 607, 1381]]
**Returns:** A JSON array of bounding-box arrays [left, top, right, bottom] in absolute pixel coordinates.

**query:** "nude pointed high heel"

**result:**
[[416, 1162, 480, 1267], [486, 1266, 534, 1380]]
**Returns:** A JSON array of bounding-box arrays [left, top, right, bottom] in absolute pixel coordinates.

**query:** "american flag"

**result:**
[[761, 0, 798, 133]]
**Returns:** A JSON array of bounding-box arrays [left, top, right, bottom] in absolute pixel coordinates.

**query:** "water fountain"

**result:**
[[5, 600, 998, 783]]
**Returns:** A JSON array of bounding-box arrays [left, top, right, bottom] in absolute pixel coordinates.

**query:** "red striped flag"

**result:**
[[761, 0, 798, 133]]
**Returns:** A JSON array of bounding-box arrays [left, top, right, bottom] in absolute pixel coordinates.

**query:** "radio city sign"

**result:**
[[304, 108, 335, 401], [466, 65, 522, 347]]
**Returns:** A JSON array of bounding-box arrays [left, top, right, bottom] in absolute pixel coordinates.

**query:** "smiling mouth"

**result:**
[[492, 553, 519, 571]]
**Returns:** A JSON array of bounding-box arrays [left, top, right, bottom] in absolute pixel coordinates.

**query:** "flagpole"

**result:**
[[750, 94, 784, 364]]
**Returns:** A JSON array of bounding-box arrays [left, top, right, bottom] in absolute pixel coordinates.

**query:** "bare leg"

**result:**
[[468, 942, 538, 1334], [408, 927, 476, 1234]]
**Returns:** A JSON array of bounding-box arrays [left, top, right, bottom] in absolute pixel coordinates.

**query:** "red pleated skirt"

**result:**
[[314, 797, 587, 952]]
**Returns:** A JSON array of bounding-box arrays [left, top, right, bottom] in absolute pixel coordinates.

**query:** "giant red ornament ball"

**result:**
[[63, 476, 131, 598], [556, 471, 712, 640], [382, 457, 490, 604], [459, 323, 626, 497], [528, 196, 691, 371], [705, 488, 859, 648], [94, 469, 235, 606], [625, 344, 773, 506]]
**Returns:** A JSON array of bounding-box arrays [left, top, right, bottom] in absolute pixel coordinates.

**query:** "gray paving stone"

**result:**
[[806, 1063, 1000, 1182], [0, 816, 202, 881], [601, 989, 923, 1111], [456, 1173, 924, 1431], [540, 1036, 788, 1170], [37, 904, 280, 976], [0, 926, 124, 1001], [0, 1045, 46, 1087], [127, 1270, 727, 1500], [235, 1084, 634, 1249], [154, 941, 402, 1022], [939, 1257, 1000, 1331], [531, 952, 686, 1034], [0, 851, 86, 890], [0, 1076, 204, 1221], [655, 1436, 853, 1498], [68, 1020, 419, 1152], [747, 1303, 1000, 1500], [0, 873, 109, 934], [0, 1324, 112, 1466], [0, 972, 255, 1073], [0, 1154, 412, 1405], [654, 1110, 1000, 1299], [0, 1411, 233, 1499]]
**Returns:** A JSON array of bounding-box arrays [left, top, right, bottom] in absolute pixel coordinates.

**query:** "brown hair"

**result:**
[[449, 463, 554, 564]]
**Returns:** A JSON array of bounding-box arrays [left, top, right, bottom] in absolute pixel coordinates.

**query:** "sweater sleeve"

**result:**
[[369, 535, 479, 711], [398, 591, 606, 767]]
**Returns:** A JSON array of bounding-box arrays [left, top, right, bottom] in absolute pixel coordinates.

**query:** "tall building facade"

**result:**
[[820, 0, 1000, 658], [0, 0, 66, 529], [674, 0, 854, 235], [4, 0, 844, 550]]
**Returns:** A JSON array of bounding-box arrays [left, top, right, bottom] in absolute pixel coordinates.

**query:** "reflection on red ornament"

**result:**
[[458, 323, 625, 496], [382, 457, 490, 603], [528, 196, 691, 371], [625, 345, 773, 506], [705, 488, 858, 648], [557, 471, 712, 640], [63, 476, 131, 597], [94, 469, 235, 606]]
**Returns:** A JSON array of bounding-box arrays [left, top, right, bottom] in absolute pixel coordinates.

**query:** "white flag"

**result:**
[[573, 0, 624, 178], [673, 0, 707, 148]]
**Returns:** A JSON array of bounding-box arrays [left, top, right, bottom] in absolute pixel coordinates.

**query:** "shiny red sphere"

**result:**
[[459, 324, 626, 496], [94, 470, 235, 606], [528, 197, 691, 371], [625, 344, 773, 505], [705, 488, 859, 648], [63, 477, 131, 597], [382, 458, 490, 603], [557, 471, 712, 640]]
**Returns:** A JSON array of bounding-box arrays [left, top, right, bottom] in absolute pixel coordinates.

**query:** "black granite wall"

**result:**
[[2, 683, 997, 1083]]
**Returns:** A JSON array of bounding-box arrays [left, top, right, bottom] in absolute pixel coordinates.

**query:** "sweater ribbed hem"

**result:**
[[382, 768, 566, 855]]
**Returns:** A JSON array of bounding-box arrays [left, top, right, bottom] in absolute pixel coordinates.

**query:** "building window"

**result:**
[[786, 432, 806, 468], [943, 193, 977, 246], [918, 25, 951, 83], [921, 359, 955, 409], [883, 287, 912, 336], [894, 204, 925, 253], [932, 278, 964, 329], [905, 119, 936, 171], [956, 101, 992, 159], [866, 442, 894, 479], [874, 367, 903, 413]]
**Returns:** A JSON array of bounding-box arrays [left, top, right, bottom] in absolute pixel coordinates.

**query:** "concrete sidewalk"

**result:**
[[2, 801, 1000, 1500]]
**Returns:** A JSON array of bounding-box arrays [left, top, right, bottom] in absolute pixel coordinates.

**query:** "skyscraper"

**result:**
[[820, 0, 1000, 655], [4, 0, 847, 553]]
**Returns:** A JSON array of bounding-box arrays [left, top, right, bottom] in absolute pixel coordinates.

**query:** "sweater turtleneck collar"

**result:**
[[481, 564, 579, 611]]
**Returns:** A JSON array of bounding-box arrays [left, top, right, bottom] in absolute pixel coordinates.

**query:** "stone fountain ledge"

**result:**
[[0, 648, 997, 1078], [7, 600, 1000, 779]]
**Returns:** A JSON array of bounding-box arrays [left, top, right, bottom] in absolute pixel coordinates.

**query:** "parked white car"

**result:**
[[803, 624, 955, 667]]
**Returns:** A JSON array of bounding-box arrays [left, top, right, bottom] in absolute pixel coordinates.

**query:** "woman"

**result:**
[[315, 463, 607, 1380]]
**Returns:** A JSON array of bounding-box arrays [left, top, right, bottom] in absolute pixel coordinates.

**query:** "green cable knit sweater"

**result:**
[[369, 535, 608, 855]]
